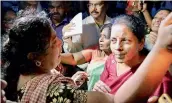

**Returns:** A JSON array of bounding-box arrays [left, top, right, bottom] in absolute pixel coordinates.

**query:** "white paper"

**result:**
[[64, 13, 82, 37]]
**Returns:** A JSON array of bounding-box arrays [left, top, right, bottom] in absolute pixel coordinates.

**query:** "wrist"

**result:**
[[152, 44, 172, 60], [142, 9, 148, 13]]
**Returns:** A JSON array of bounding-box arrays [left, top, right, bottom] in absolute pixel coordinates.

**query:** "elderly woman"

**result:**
[[93, 15, 172, 103], [1, 10, 172, 103], [61, 23, 112, 91]]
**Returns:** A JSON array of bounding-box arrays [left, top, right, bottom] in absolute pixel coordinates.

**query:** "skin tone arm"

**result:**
[[85, 13, 172, 103], [61, 49, 93, 65], [138, 1, 152, 28]]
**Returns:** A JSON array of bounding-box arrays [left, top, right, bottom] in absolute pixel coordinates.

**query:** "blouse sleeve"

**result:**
[[150, 72, 172, 97]]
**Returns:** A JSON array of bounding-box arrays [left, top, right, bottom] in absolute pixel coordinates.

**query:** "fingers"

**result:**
[[72, 71, 89, 87], [149, 33, 157, 44], [147, 96, 159, 103], [160, 12, 172, 27], [1, 80, 7, 103], [1, 80, 7, 89], [62, 23, 75, 37], [93, 80, 111, 93], [72, 71, 88, 83], [50, 69, 60, 75], [137, 0, 146, 12]]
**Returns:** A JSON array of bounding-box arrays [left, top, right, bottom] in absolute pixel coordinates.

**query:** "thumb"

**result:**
[[1, 80, 7, 89]]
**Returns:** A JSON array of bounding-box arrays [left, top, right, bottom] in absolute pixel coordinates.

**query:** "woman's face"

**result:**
[[99, 27, 111, 52], [39, 28, 62, 72], [151, 10, 170, 33], [110, 24, 143, 64]]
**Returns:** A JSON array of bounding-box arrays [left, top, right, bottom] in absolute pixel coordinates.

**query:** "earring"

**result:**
[[35, 61, 41, 67]]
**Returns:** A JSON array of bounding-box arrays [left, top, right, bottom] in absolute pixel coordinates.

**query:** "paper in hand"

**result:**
[[64, 13, 82, 37]]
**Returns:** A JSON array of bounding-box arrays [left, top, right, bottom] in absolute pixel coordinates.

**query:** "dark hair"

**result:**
[[156, 8, 171, 15], [100, 23, 112, 32], [1, 10, 52, 101], [100, 23, 112, 36], [112, 14, 149, 55], [112, 14, 146, 42]]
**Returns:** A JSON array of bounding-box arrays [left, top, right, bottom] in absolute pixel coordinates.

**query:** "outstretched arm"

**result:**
[[138, 1, 152, 28], [61, 49, 93, 65]]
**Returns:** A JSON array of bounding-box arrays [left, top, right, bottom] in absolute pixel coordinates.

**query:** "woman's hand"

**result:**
[[1, 80, 7, 103], [93, 80, 111, 93], [147, 96, 159, 103], [50, 69, 60, 75], [71, 71, 88, 87], [155, 12, 172, 51], [149, 32, 157, 45], [62, 23, 75, 37], [62, 23, 75, 44], [138, 1, 147, 12]]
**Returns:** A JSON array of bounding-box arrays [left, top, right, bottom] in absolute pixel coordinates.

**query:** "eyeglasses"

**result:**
[[87, 3, 104, 9]]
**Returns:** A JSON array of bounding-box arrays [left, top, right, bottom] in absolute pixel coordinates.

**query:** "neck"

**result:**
[[125, 54, 145, 68], [17, 74, 38, 90], [104, 50, 112, 56], [51, 18, 63, 26]]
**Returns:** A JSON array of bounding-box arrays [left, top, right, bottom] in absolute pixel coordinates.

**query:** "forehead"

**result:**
[[155, 10, 170, 17], [111, 24, 133, 38], [50, 1, 63, 6], [89, 0, 103, 4]]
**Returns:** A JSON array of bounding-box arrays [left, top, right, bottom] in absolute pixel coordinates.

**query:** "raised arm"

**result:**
[[138, 1, 152, 28], [61, 49, 93, 65]]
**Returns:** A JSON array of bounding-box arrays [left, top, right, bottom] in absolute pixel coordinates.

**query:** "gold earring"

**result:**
[[35, 61, 41, 67]]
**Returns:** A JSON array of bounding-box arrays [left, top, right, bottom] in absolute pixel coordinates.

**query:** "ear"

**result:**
[[27, 52, 38, 60], [138, 38, 145, 51]]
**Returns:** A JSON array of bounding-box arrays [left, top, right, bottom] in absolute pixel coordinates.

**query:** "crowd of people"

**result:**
[[1, 0, 172, 103]]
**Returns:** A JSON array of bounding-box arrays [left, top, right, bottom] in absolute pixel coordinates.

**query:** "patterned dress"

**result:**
[[17, 74, 87, 103]]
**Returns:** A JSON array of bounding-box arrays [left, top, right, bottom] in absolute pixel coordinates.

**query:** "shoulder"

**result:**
[[107, 54, 115, 61], [105, 54, 116, 68], [83, 16, 95, 24], [104, 15, 112, 24]]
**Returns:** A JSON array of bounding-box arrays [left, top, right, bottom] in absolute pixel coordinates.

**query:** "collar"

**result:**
[[86, 15, 112, 25], [53, 17, 70, 27]]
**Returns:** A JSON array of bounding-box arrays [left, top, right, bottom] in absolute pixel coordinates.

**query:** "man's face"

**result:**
[[48, 1, 65, 23], [4, 11, 16, 30], [151, 10, 170, 33], [25, 1, 38, 10], [88, 0, 107, 19]]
